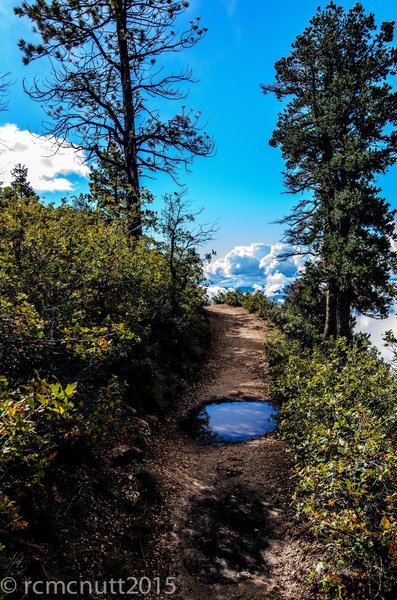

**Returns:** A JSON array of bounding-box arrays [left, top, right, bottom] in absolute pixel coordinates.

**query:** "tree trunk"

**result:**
[[336, 292, 352, 340], [116, 0, 142, 238], [335, 212, 351, 339], [324, 279, 337, 337]]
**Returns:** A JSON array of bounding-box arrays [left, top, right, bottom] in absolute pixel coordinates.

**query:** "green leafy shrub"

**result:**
[[0, 184, 209, 574], [0, 376, 76, 530], [212, 288, 245, 306], [271, 338, 397, 596], [0, 188, 205, 388], [241, 290, 285, 324]]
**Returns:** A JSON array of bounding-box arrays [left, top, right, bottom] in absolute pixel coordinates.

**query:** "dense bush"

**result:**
[[0, 183, 209, 574], [0, 187, 207, 377], [212, 288, 245, 306], [213, 288, 282, 318], [270, 337, 397, 597], [0, 377, 77, 527]]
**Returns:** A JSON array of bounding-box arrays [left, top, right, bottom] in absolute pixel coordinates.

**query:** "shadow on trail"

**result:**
[[182, 482, 274, 583]]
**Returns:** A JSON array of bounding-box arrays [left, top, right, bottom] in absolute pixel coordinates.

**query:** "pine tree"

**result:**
[[15, 0, 214, 237], [88, 146, 130, 220], [262, 2, 397, 338], [10, 164, 36, 198]]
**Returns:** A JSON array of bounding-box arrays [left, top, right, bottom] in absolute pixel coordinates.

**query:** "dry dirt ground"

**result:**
[[149, 305, 319, 600]]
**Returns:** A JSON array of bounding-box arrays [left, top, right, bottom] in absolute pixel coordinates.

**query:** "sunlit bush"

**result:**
[[0, 377, 76, 528], [0, 185, 208, 557], [270, 338, 397, 597]]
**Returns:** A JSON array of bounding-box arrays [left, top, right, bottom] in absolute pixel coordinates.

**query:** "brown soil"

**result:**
[[150, 305, 319, 600]]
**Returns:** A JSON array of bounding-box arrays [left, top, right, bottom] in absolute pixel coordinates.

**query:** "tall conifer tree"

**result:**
[[263, 2, 397, 338], [10, 164, 36, 199]]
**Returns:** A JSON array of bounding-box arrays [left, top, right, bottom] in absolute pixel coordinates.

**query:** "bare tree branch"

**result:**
[[15, 1, 215, 236]]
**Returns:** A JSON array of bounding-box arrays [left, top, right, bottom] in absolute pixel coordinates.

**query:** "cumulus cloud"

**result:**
[[355, 309, 397, 361], [205, 242, 306, 298], [259, 243, 305, 278], [0, 124, 89, 192], [206, 235, 397, 358], [206, 242, 270, 287]]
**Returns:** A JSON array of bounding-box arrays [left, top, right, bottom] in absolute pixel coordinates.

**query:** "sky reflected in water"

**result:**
[[198, 401, 277, 443]]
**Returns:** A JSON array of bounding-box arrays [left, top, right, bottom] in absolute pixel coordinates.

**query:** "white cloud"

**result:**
[[355, 310, 397, 361], [263, 272, 293, 296], [259, 243, 305, 275], [205, 241, 305, 297], [0, 124, 89, 192], [206, 242, 270, 287]]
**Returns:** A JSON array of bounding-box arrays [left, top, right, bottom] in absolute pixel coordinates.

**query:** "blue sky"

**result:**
[[0, 0, 397, 257]]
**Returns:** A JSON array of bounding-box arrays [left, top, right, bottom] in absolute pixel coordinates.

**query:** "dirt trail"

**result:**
[[151, 305, 315, 600]]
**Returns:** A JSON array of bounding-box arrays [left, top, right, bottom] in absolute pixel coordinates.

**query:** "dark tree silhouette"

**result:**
[[88, 145, 131, 221], [15, 0, 214, 236], [10, 164, 36, 198], [159, 191, 216, 314]]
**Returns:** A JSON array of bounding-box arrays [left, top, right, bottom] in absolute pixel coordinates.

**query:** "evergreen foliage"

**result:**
[[10, 163, 36, 198], [271, 338, 397, 597], [263, 2, 397, 338]]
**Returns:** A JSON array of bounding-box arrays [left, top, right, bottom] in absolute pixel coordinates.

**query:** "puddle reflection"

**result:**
[[196, 400, 277, 443]]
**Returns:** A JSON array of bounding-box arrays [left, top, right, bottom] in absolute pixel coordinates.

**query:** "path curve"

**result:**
[[150, 305, 314, 600]]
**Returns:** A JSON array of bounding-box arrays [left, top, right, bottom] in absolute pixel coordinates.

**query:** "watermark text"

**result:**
[[1, 576, 176, 596]]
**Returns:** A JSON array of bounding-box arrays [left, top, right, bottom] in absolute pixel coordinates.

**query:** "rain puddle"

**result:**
[[192, 398, 277, 443]]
